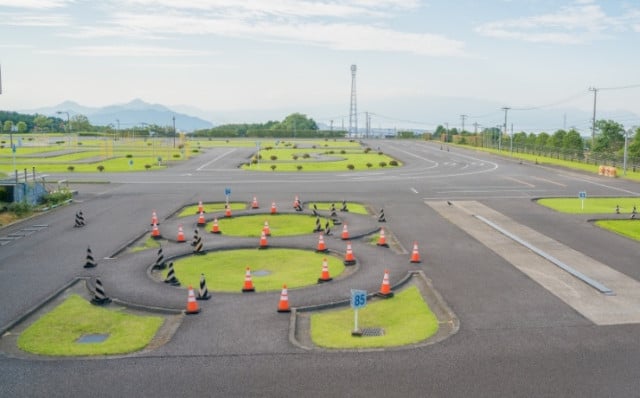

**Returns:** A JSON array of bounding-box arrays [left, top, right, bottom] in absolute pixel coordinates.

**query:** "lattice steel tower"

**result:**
[[349, 65, 357, 137]]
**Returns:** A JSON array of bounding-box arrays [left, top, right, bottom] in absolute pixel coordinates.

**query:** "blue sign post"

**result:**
[[579, 191, 587, 210], [351, 289, 367, 335], [225, 188, 231, 205]]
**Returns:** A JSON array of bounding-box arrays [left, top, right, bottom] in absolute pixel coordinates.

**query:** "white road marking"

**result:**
[[196, 149, 237, 171], [410, 187, 419, 194]]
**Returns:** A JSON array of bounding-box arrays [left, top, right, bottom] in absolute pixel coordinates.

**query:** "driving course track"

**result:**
[[1, 141, 639, 397]]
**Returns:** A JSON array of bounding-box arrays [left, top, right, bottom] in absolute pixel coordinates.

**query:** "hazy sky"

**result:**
[[1, 0, 639, 130]]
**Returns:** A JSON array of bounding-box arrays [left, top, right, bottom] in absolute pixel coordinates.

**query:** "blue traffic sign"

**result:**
[[578, 191, 587, 199], [351, 289, 367, 309], [225, 188, 231, 196]]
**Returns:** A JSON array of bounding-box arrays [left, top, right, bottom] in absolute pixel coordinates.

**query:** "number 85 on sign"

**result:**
[[351, 289, 367, 309]]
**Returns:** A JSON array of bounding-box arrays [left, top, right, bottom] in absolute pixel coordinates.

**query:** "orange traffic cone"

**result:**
[[377, 270, 394, 298], [151, 210, 158, 226], [263, 220, 271, 236], [277, 284, 291, 313], [197, 200, 204, 214], [341, 224, 350, 240], [270, 202, 277, 214], [184, 286, 201, 314], [210, 218, 221, 234], [151, 222, 161, 239], [344, 241, 356, 265], [293, 195, 300, 208], [251, 196, 259, 209], [242, 267, 255, 292], [259, 230, 269, 249], [177, 225, 186, 242], [225, 205, 232, 218], [316, 233, 327, 252], [317, 258, 332, 283], [377, 227, 389, 247], [410, 241, 421, 263], [197, 210, 206, 226]]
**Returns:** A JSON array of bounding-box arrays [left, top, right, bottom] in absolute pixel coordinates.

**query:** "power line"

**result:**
[[599, 83, 640, 91]]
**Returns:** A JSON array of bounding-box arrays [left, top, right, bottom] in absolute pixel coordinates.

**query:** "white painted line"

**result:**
[[410, 187, 419, 194], [504, 176, 535, 188], [196, 149, 237, 171], [531, 176, 567, 187]]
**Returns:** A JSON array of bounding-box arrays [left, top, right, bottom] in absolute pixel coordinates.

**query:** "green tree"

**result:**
[[70, 114, 92, 132], [3, 120, 13, 132], [16, 121, 27, 132], [546, 129, 566, 152], [562, 129, 584, 158], [273, 113, 318, 132], [535, 132, 549, 150], [627, 127, 640, 162], [592, 120, 624, 154], [33, 114, 51, 132]]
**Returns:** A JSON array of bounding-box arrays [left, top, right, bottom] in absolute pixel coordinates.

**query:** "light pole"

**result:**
[[623, 128, 631, 176]]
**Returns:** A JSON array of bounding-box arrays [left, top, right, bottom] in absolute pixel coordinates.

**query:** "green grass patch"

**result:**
[[17, 295, 163, 356], [537, 197, 639, 214], [206, 213, 322, 237], [178, 202, 247, 217], [169, 248, 345, 291], [594, 220, 640, 241], [313, 202, 368, 215], [129, 237, 162, 253], [310, 286, 439, 348]]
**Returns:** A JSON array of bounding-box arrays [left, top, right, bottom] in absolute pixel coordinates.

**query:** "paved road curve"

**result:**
[[1, 141, 639, 397]]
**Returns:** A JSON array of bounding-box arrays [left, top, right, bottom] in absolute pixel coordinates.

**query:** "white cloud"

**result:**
[[0, 0, 71, 9], [39, 45, 210, 57], [0, 11, 70, 26], [475, 1, 615, 44]]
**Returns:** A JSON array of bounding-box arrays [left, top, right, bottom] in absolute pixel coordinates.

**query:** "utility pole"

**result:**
[[330, 120, 333, 132], [172, 116, 176, 148], [501, 107, 510, 151], [460, 114, 467, 133], [589, 87, 598, 144]]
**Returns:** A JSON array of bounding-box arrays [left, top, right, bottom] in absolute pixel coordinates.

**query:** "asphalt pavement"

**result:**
[[1, 140, 640, 397]]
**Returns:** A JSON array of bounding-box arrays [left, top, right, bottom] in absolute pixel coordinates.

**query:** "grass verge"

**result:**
[[178, 202, 247, 217], [313, 202, 368, 215], [169, 248, 345, 291], [537, 197, 639, 214], [594, 220, 640, 241], [310, 286, 439, 348], [206, 213, 322, 237], [17, 295, 163, 356]]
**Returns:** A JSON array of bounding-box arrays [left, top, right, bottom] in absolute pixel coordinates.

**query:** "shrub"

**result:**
[[145, 164, 152, 170], [178, 144, 184, 149], [8, 201, 32, 216], [173, 154, 181, 159], [378, 151, 383, 155], [270, 155, 278, 161], [340, 150, 346, 154], [312, 145, 316, 149], [292, 144, 298, 149], [251, 159, 258, 164], [302, 153, 310, 159], [126, 154, 133, 158], [97, 165, 105, 172], [366, 162, 372, 168], [347, 164, 355, 170], [264, 146, 273, 150], [379, 161, 387, 167], [270, 165, 277, 171], [67, 165, 75, 172], [296, 165, 303, 171], [77, 142, 83, 146], [389, 160, 398, 166], [192, 149, 199, 153], [292, 155, 299, 160], [364, 147, 371, 153], [55, 141, 65, 145], [41, 189, 72, 206], [147, 142, 152, 146]]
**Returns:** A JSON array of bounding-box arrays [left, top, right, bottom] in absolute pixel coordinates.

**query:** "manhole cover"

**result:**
[[360, 328, 384, 337], [77, 334, 109, 343], [253, 270, 270, 276]]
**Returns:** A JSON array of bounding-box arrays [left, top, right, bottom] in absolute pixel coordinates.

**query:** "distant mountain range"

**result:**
[[23, 99, 214, 132]]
